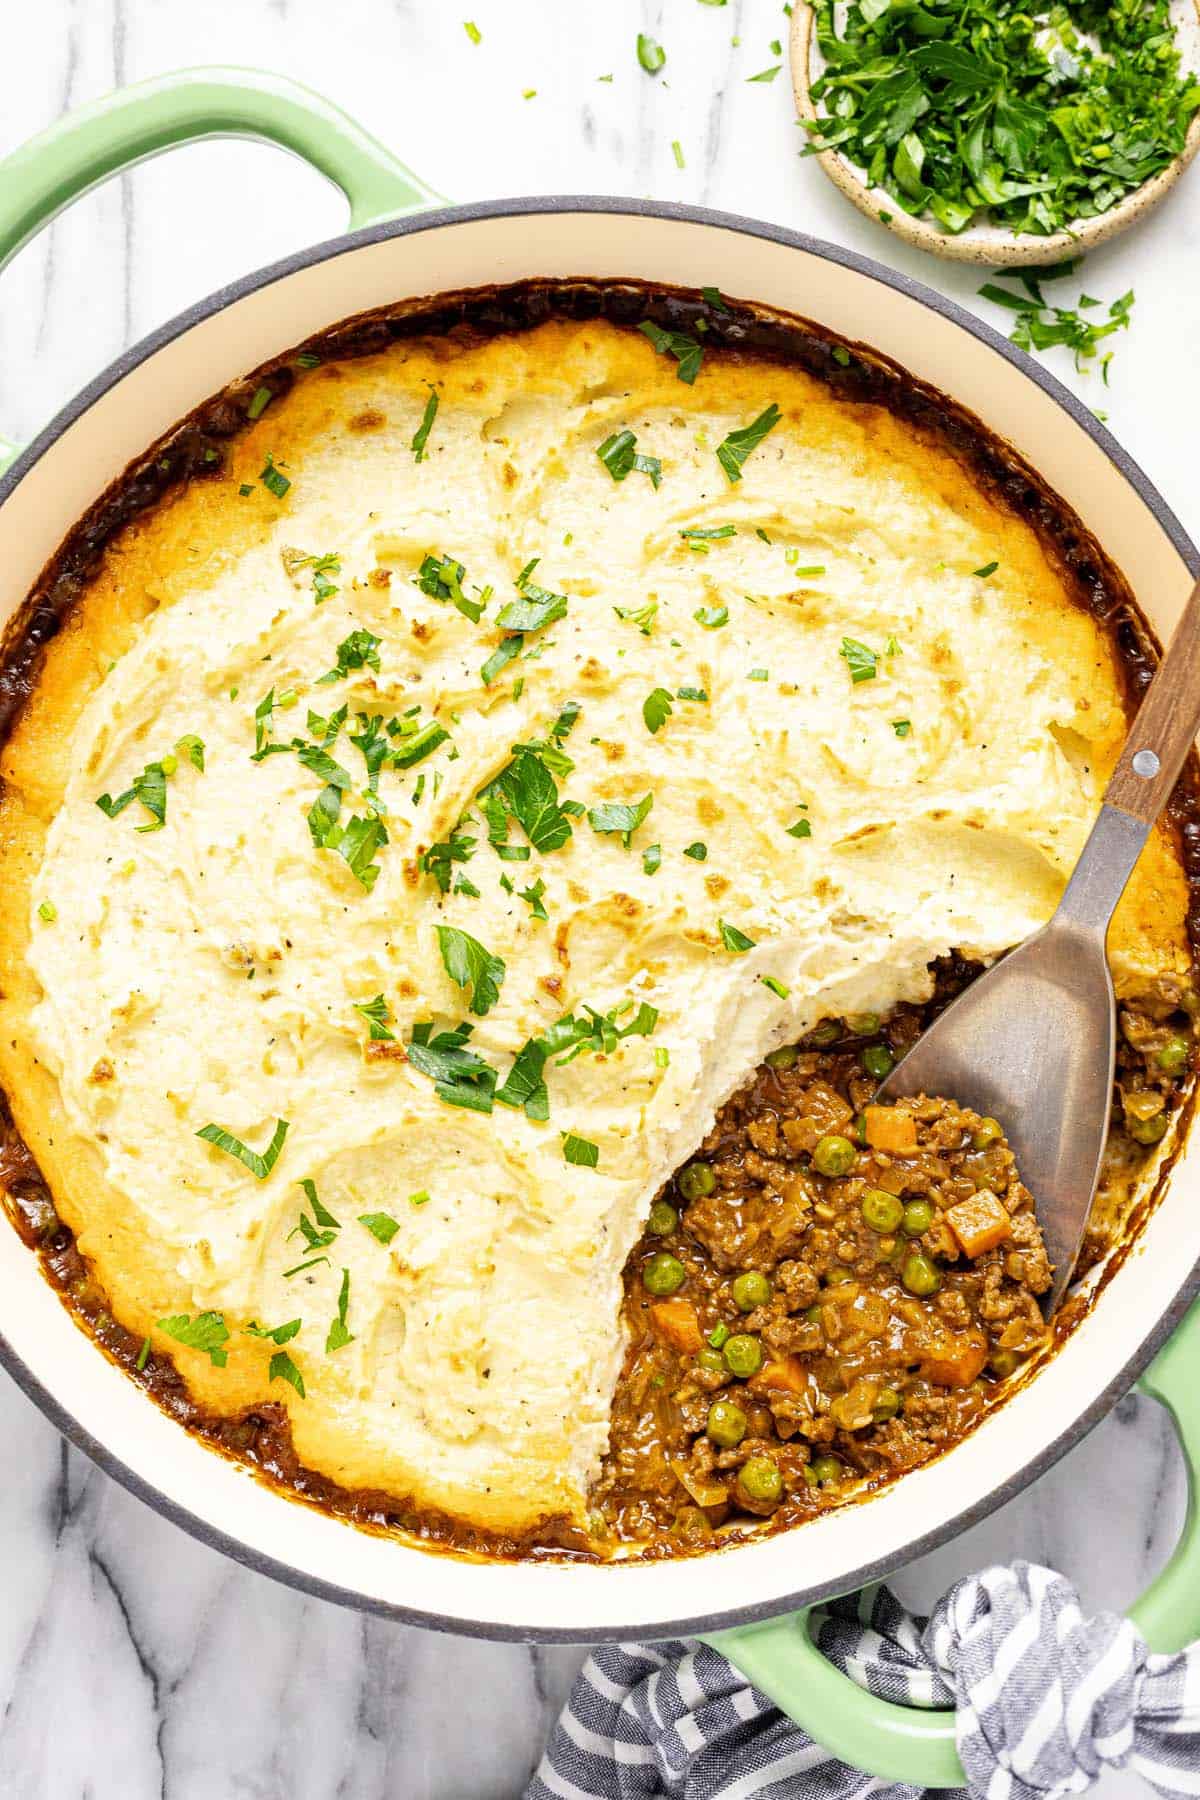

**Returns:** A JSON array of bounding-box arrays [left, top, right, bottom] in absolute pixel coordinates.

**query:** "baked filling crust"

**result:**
[[0, 283, 1193, 1556]]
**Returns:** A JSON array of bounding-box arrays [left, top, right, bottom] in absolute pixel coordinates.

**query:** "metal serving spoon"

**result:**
[[877, 575, 1200, 1314]]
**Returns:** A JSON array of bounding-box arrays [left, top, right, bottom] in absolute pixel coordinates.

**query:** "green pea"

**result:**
[[643, 1252, 686, 1296], [902, 1199, 935, 1236], [738, 1455, 782, 1503], [813, 1134, 857, 1177], [723, 1334, 763, 1378], [872, 1386, 901, 1422], [805, 1302, 823, 1325], [1157, 1034, 1191, 1075], [846, 1012, 880, 1035], [697, 1347, 728, 1374], [647, 1200, 678, 1236], [971, 1117, 1003, 1150], [765, 1044, 798, 1071], [706, 1398, 748, 1448], [824, 1263, 854, 1285], [732, 1271, 772, 1313], [808, 1019, 841, 1046], [901, 1252, 941, 1297], [851, 1111, 868, 1146], [989, 1347, 1020, 1379], [810, 1454, 843, 1485], [861, 1187, 904, 1233], [1128, 1112, 1169, 1145], [861, 1043, 895, 1081], [678, 1161, 716, 1200]]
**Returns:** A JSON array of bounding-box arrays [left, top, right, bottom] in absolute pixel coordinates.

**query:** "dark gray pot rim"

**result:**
[[1, 193, 1196, 1645]]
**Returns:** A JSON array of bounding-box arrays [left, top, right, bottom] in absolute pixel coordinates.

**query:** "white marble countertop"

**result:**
[[0, 4, 1196, 1795]]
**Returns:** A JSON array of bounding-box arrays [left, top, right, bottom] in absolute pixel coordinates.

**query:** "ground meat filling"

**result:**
[[594, 984, 1192, 1552]]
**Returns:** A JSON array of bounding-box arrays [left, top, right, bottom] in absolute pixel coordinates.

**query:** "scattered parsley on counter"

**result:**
[[637, 31, 666, 73], [464, 19, 481, 42], [195, 1117, 290, 1180], [639, 319, 705, 384], [719, 919, 757, 953], [436, 924, 507, 1017], [359, 1211, 400, 1245], [597, 429, 663, 487], [805, 0, 1200, 239], [354, 994, 395, 1041], [716, 404, 781, 483], [979, 268, 1135, 374], [672, 139, 686, 168], [562, 1132, 601, 1168], [748, 63, 781, 81], [157, 1311, 230, 1367], [840, 637, 879, 684]]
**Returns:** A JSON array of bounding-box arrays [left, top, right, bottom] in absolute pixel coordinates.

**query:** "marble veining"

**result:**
[[0, 2, 1197, 1794]]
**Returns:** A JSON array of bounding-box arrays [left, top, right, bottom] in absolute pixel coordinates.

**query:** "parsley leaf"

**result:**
[[588, 792, 654, 848], [407, 1020, 498, 1113], [269, 1350, 306, 1398], [597, 429, 663, 488], [422, 820, 477, 893], [694, 604, 729, 629], [196, 1118, 289, 1180], [354, 993, 395, 1041], [637, 31, 665, 73], [486, 747, 575, 855], [417, 552, 487, 623], [519, 877, 549, 921], [716, 403, 781, 483], [157, 1311, 230, 1368], [436, 925, 507, 1017], [643, 688, 674, 734], [325, 1268, 354, 1353], [259, 454, 290, 499], [562, 1132, 600, 1168], [892, 719, 913, 738], [481, 636, 524, 686], [359, 1211, 400, 1244], [683, 841, 708, 861], [614, 601, 658, 635], [638, 319, 704, 384], [411, 383, 439, 462], [643, 843, 663, 875], [719, 918, 757, 953], [317, 628, 381, 686], [839, 637, 879, 684], [246, 1318, 302, 1345]]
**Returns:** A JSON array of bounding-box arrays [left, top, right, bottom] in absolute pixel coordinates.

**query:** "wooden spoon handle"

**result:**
[[1105, 576, 1200, 826]]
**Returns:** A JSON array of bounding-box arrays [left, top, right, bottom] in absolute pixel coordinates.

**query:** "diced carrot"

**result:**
[[945, 1190, 1012, 1259], [919, 1331, 989, 1388], [754, 1355, 808, 1395], [650, 1298, 704, 1354], [863, 1105, 918, 1154]]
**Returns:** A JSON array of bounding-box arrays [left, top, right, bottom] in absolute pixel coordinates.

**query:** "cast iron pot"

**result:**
[[1, 69, 1199, 1791]]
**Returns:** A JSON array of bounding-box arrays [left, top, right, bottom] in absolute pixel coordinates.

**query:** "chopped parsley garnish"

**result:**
[[409, 1189, 431, 1208], [519, 877, 549, 921], [246, 1317, 302, 1345], [157, 1311, 230, 1367], [643, 688, 674, 734], [787, 816, 813, 839], [491, 1000, 659, 1121], [747, 668, 769, 682], [195, 1117, 289, 1180], [588, 792, 654, 848], [979, 271, 1134, 373], [411, 383, 439, 462], [748, 63, 781, 81], [496, 581, 569, 632], [359, 1211, 400, 1245], [269, 1350, 306, 1398], [804, 0, 1200, 241], [597, 429, 663, 487], [677, 685, 708, 702], [481, 636, 524, 686], [701, 285, 729, 311], [482, 745, 576, 855], [892, 719, 913, 738], [840, 637, 879, 684], [354, 993, 395, 1041], [136, 1338, 151, 1371], [96, 755, 178, 832], [672, 139, 685, 169], [637, 31, 666, 73], [259, 454, 291, 499], [694, 604, 729, 629], [762, 975, 790, 999], [295, 350, 321, 369], [436, 925, 506, 1017], [325, 1269, 354, 1353], [463, 18, 481, 42], [423, 820, 478, 893], [972, 560, 999, 579], [614, 601, 658, 635], [418, 552, 488, 623], [719, 919, 757, 953], [681, 524, 736, 544], [317, 627, 381, 685], [683, 841, 708, 861], [37, 900, 57, 923], [638, 319, 704, 384], [175, 733, 205, 772], [247, 384, 273, 420], [407, 1020, 499, 1113], [716, 403, 781, 483], [562, 1132, 600, 1168], [643, 843, 663, 876]]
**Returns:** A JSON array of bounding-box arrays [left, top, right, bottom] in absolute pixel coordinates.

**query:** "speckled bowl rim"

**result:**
[[0, 195, 1197, 1642], [790, 0, 1200, 267]]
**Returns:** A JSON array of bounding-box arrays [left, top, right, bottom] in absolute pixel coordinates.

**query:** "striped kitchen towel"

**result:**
[[526, 1563, 1200, 1799]]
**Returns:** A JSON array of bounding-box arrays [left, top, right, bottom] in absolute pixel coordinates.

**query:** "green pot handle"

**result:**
[[0, 65, 442, 474], [703, 1297, 1200, 1790]]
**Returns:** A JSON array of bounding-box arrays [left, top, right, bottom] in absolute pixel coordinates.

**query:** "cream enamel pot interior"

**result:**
[[2, 68, 1200, 1790]]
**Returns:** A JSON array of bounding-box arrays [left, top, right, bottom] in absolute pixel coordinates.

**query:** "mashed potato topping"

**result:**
[[2, 317, 1182, 1534]]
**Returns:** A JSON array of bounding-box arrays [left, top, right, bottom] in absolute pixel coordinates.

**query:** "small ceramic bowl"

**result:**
[[790, 0, 1200, 266]]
